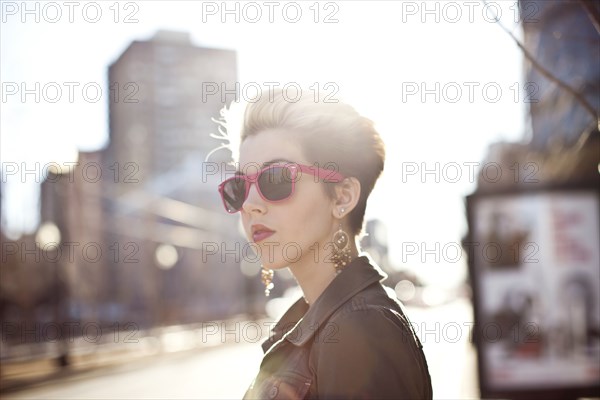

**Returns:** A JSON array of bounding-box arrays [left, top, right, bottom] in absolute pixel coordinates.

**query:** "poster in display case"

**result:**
[[466, 189, 600, 399]]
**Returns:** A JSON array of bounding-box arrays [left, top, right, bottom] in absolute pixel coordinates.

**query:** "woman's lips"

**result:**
[[251, 224, 276, 243], [253, 230, 275, 242]]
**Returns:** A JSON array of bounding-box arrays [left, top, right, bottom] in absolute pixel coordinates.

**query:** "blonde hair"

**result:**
[[213, 88, 385, 238]]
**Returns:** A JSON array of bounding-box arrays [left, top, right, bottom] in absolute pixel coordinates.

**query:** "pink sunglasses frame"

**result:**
[[218, 163, 345, 213]]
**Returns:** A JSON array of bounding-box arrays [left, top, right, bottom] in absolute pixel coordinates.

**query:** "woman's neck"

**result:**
[[288, 240, 360, 306]]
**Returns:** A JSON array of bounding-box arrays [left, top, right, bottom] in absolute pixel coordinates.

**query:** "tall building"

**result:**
[[3, 31, 280, 344], [473, 1, 599, 193], [105, 31, 251, 326], [521, 0, 599, 150], [107, 30, 237, 188]]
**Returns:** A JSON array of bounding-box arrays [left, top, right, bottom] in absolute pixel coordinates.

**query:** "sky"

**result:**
[[1, 0, 528, 287]]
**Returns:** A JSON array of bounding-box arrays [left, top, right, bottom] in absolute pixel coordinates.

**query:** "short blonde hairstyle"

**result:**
[[215, 88, 385, 238]]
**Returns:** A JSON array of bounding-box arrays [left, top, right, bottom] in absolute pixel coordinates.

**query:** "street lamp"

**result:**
[[35, 221, 69, 367], [154, 243, 179, 328], [35, 221, 61, 248], [155, 243, 178, 270]]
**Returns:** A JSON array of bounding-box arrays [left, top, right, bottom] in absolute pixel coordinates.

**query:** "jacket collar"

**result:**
[[261, 254, 387, 353]]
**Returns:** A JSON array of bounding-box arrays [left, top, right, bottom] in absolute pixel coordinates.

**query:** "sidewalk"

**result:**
[[407, 297, 480, 399], [1, 315, 267, 393], [2, 300, 481, 398]]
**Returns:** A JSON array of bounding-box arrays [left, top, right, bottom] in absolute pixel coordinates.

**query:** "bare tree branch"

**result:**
[[483, 0, 598, 121], [578, 0, 600, 35]]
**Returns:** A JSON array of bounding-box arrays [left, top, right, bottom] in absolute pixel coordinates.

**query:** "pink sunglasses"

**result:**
[[218, 163, 345, 213]]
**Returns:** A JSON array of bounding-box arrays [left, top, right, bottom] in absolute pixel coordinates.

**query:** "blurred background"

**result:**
[[1, 1, 598, 399]]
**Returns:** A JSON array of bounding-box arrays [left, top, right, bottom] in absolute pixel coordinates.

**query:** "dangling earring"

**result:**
[[331, 208, 353, 274], [261, 266, 274, 296]]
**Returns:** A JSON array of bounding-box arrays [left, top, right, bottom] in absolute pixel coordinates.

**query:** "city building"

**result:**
[[105, 30, 249, 326]]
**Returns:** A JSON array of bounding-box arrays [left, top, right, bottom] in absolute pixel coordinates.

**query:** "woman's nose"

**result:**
[[242, 182, 267, 213]]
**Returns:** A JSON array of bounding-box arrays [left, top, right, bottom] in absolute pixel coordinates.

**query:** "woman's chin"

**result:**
[[260, 260, 289, 271]]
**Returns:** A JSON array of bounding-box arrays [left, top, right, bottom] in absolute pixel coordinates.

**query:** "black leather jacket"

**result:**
[[243, 255, 433, 399]]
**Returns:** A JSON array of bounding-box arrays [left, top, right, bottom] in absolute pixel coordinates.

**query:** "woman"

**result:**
[[215, 89, 432, 399]]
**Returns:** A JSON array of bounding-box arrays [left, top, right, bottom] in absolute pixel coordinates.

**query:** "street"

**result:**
[[3, 298, 478, 399]]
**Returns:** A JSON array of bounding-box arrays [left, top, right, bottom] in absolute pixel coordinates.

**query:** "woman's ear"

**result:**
[[332, 177, 361, 218]]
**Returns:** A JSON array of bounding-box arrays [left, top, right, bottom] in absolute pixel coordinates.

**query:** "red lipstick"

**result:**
[[251, 224, 275, 243]]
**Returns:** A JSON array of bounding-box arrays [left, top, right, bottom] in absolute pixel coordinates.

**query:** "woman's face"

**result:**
[[238, 129, 336, 270]]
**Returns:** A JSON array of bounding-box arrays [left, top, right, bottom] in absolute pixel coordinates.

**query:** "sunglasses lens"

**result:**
[[258, 166, 293, 201], [222, 176, 247, 212]]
